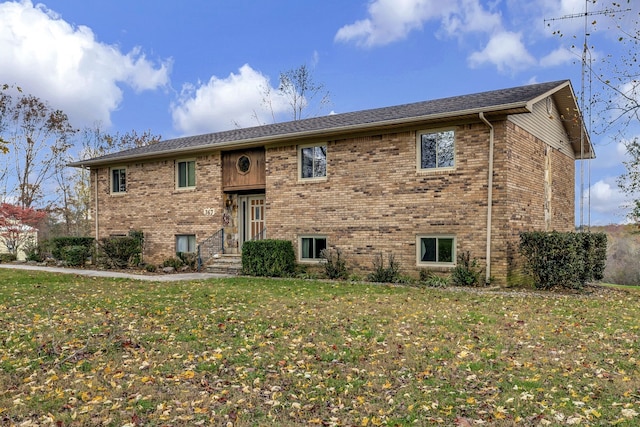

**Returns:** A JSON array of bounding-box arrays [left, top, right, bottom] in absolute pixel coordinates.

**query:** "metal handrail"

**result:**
[[197, 228, 224, 271]]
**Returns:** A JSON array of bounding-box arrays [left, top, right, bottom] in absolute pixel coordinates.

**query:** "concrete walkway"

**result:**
[[0, 263, 232, 282]]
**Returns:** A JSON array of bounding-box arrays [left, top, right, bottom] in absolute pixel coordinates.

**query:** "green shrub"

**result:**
[[61, 245, 89, 267], [145, 264, 157, 273], [320, 248, 349, 279], [177, 252, 197, 269], [50, 237, 94, 261], [23, 241, 46, 262], [242, 240, 296, 277], [162, 257, 184, 270], [419, 269, 450, 287], [451, 251, 484, 287], [367, 253, 401, 283], [519, 231, 607, 290], [0, 253, 17, 263], [99, 236, 142, 269]]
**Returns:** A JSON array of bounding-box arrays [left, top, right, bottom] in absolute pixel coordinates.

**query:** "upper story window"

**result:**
[[176, 234, 196, 253], [418, 129, 455, 170], [299, 144, 327, 180], [177, 160, 196, 189], [111, 167, 126, 193]]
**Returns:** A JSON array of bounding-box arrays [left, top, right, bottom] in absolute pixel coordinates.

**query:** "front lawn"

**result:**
[[0, 269, 639, 426]]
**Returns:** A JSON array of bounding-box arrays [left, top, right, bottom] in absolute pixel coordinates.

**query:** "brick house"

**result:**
[[70, 80, 593, 285]]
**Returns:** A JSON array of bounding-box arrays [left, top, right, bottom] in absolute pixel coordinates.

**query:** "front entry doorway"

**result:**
[[238, 195, 265, 249]]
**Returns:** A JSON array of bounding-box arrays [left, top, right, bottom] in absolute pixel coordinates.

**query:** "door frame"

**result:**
[[238, 194, 266, 249]]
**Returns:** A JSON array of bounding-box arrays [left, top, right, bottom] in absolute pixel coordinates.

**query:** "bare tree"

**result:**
[[254, 64, 331, 125], [0, 90, 76, 208], [52, 124, 162, 236]]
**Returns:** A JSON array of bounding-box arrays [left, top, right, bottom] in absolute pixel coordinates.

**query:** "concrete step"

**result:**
[[205, 255, 242, 275]]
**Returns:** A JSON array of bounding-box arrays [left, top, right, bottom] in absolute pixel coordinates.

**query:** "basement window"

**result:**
[[300, 236, 327, 261], [417, 235, 455, 266], [176, 234, 196, 253]]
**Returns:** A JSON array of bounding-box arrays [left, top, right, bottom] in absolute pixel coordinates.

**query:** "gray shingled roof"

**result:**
[[71, 79, 587, 167]]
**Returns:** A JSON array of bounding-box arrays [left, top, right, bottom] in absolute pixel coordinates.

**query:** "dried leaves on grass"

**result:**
[[0, 270, 639, 426]]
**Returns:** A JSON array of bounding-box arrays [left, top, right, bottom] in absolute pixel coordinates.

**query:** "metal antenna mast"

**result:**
[[544, 1, 628, 231]]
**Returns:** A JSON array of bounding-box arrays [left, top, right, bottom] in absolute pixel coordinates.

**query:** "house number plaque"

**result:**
[[203, 208, 216, 216]]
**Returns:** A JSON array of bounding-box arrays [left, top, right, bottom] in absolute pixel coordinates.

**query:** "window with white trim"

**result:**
[[300, 236, 327, 261], [176, 234, 196, 253], [176, 160, 196, 189], [418, 129, 455, 170], [417, 236, 455, 265], [111, 167, 126, 193], [299, 145, 327, 180]]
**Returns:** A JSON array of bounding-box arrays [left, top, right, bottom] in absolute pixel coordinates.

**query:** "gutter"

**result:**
[[479, 112, 494, 285], [94, 168, 99, 244]]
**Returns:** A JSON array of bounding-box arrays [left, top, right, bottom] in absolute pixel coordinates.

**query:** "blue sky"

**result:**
[[0, 0, 638, 225]]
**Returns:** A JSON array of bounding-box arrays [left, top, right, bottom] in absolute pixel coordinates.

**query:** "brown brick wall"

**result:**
[[92, 118, 575, 284], [265, 123, 493, 277], [94, 153, 224, 264]]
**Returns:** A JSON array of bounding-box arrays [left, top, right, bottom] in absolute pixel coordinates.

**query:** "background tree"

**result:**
[[50, 124, 162, 236], [0, 89, 76, 208], [255, 64, 331, 125], [0, 202, 47, 256]]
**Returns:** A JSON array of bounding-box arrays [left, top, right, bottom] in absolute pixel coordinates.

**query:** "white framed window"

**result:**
[[176, 234, 196, 253], [417, 129, 455, 171], [298, 144, 327, 180], [176, 160, 196, 189], [111, 167, 127, 194], [299, 236, 327, 262], [417, 235, 456, 266]]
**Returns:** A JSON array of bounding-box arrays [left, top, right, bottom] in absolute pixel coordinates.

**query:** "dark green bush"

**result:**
[[61, 245, 89, 267], [451, 251, 484, 287], [519, 231, 607, 290], [320, 248, 349, 279], [367, 253, 401, 283], [50, 237, 94, 260], [99, 235, 142, 269], [242, 240, 296, 277], [0, 253, 17, 263]]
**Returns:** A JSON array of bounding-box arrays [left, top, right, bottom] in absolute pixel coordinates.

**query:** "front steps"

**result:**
[[204, 255, 242, 275]]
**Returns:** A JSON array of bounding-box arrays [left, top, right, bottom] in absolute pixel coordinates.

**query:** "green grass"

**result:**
[[0, 269, 639, 425]]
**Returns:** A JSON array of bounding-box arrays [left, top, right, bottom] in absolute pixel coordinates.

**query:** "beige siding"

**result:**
[[509, 97, 575, 158]]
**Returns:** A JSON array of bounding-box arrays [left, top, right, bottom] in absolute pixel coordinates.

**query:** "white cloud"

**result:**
[[0, 0, 170, 128], [468, 31, 536, 73], [334, 0, 504, 47], [585, 179, 630, 223], [540, 46, 576, 67], [171, 64, 289, 135]]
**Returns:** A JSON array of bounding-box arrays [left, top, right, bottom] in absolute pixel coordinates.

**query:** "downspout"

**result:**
[[479, 112, 494, 285], [94, 168, 99, 242]]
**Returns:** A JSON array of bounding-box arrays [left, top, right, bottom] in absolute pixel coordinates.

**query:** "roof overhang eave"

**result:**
[[68, 103, 532, 168]]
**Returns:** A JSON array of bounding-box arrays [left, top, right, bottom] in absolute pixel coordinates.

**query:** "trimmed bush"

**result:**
[[320, 248, 349, 279], [99, 236, 142, 269], [61, 245, 89, 267], [50, 237, 94, 261], [242, 240, 296, 277], [519, 231, 607, 290], [367, 253, 401, 283], [451, 251, 484, 287]]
